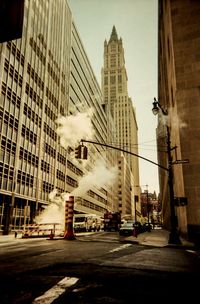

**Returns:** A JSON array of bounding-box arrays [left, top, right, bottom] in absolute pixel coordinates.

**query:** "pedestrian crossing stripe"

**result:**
[[32, 277, 79, 304]]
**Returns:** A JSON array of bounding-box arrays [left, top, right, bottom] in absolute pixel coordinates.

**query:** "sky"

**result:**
[[68, 0, 159, 195]]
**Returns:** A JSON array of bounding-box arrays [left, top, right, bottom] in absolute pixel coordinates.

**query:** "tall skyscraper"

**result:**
[[101, 26, 140, 218]]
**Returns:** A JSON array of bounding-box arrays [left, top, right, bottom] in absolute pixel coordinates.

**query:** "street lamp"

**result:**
[[152, 98, 181, 245]]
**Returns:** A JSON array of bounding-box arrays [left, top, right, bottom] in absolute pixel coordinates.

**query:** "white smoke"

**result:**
[[35, 110, 117, 226], [34, 204, 64, 227], [170, 109, 187, 130], [158, 107, 187, 137], [34, 189, 65, 226], [72, 158, 118, 197], [35, 159, 117, 225], [55, 108, 94, 148]]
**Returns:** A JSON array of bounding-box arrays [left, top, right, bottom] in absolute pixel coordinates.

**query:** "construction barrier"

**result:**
[[22, 223, 60, 238]]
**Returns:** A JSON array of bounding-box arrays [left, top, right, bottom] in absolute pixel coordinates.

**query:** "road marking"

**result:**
[[32, 276, 79, 304], [109, 243, 132, 253]]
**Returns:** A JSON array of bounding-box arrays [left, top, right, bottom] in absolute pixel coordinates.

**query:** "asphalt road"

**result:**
[[0, 231, 200, 303]]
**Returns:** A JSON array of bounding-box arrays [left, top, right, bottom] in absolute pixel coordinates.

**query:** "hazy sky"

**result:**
[[68, 0, 159, 194]]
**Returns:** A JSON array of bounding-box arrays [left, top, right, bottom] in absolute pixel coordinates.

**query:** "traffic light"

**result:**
[[75, 145, 82, 159], [82, 146, 88, 159], [74, 145, 88, 159]]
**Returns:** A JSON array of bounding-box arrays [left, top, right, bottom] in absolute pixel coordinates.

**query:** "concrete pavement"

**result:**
[[0, 229, 195, 249], [125, 228, 195, 249]]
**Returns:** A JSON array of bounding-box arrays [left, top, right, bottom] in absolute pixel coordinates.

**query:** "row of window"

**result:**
[[38, 33, 47, 49], [47, 63, 59, 86], [104, 75, 122, 85], [48, 49, 60, 70], [88, 190, 106, 205], [0, 171, 106, 214], [19, 147, 39, 168], [17, 170, 34, 187], [0, 109, 19, 131], [30, 37, 46, 65], [46, 87, 59, 108], [80, 199, 106, 214], [1, 82, 21, 108], [24, 103, 42, 127], [21, 124, 37, 145], [44, 142, 56, 158], [25, 83, 43, 109], [41, 160, 50, 173], [45, 104, 57, 121], [67, 160, 83, 176], [66, 175, 78, 188], [0, 163, 14, 180], [1, 136, 16, 155], [43, 122, 57, 141], [4, 59, 23, 87], [7, 41, 25, 67], [57, 152, 66, 166], [56, 169, 65, 182], [27, 63, 44, 91], [42, 180, 54, 193]]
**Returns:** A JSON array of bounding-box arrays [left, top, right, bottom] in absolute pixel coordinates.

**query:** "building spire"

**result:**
[[109, 25, 118, 42]]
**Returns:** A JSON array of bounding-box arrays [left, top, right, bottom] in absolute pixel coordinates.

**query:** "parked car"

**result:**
[[133, 221, 143, 234], [119, 221, 143, 236], [143, 222, 152, 232], [119, 221, 134, 236]]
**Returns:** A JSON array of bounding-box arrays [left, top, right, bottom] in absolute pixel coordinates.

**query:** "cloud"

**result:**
[[72, 158, 118, 197]]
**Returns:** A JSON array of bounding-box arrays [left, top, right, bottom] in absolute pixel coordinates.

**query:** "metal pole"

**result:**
[[146, 188, 150, 224], [167, 126, 181, 245], [134, 199, 137, 222]]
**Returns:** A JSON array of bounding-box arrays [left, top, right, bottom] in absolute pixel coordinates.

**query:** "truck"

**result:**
[[73, 213, 103, 233], [103, 212, 121, 231]]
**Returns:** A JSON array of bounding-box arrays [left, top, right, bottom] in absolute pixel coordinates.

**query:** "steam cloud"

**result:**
[[55, 108, 94, 147], [158, 107, 187, 137], [35, 110, 118, 226], [34, 189, 65, 227], [72, 158, 118, 197]]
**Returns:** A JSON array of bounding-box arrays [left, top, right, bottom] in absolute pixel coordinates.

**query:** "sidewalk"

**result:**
[[0, 232, 24, 244], [125, 228, 195, 249]]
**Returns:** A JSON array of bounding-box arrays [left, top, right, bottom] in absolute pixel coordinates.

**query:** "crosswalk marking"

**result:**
[[32, 276, 79, 304], [109, 243, 131, 253]]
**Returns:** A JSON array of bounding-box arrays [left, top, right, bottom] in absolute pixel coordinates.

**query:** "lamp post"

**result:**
[[152, 98, 181, 245], [145, 185, 150, 225]]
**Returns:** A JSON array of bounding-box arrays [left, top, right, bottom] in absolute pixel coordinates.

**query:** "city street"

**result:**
[[0, 230, 200, 303]]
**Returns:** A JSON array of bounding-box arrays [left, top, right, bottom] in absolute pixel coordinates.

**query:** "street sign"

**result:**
[[172, 159, 189, 165]]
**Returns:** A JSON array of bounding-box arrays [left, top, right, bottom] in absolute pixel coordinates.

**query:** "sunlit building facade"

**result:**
[[157, 0, 200, 242], [0, 0, 116, 234]]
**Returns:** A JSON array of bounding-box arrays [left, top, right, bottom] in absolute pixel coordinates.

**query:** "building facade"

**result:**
[[0, 0, 116, 234], [101, 26, 141, 219], [157, 0, 200, 242]]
